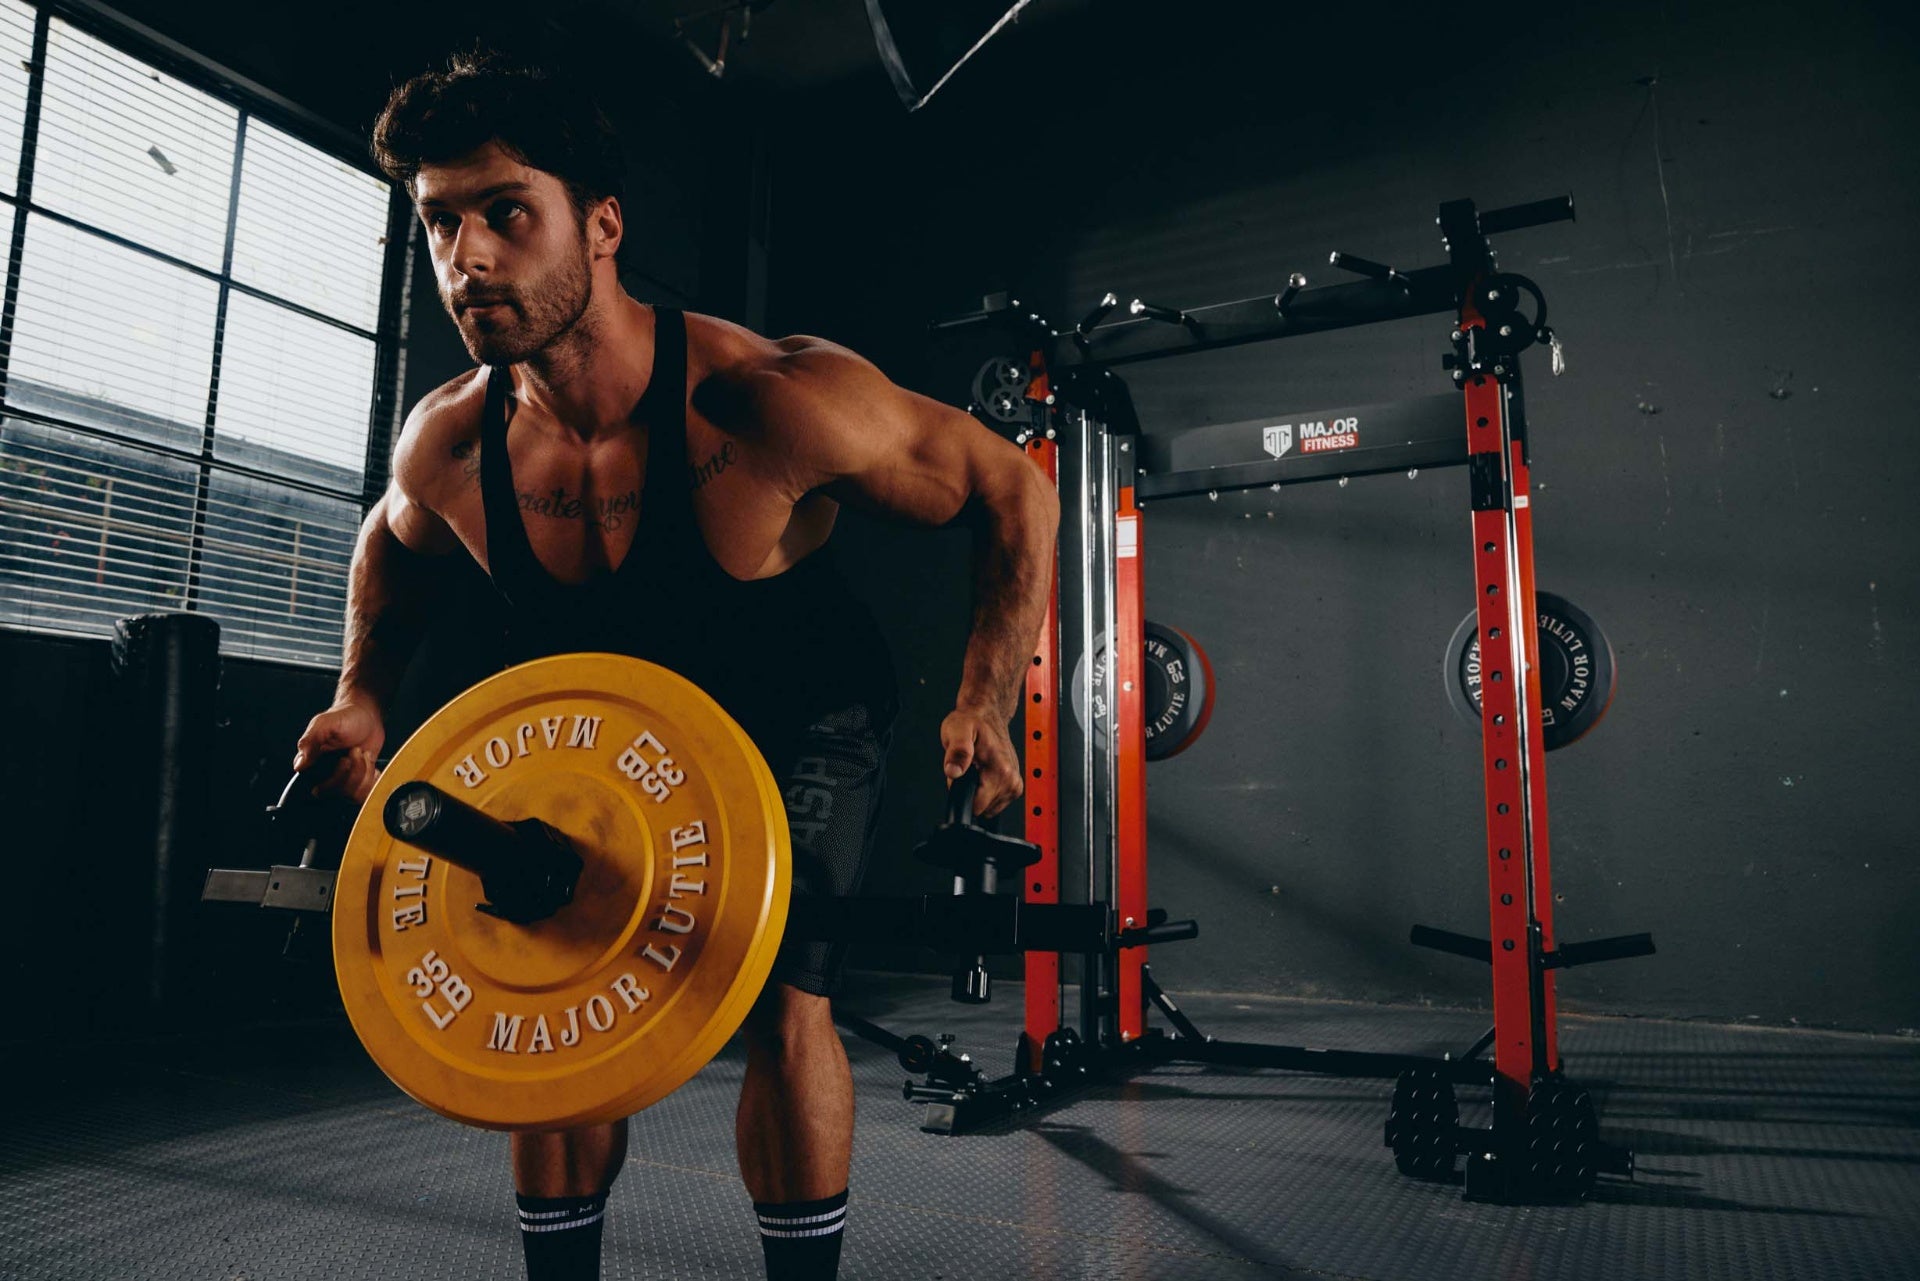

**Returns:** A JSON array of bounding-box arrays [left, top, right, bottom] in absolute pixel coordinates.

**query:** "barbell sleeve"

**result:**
[[384, 781, 530, 882]]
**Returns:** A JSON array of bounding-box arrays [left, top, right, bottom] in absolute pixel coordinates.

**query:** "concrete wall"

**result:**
[[763, 0, 1920, 1032]]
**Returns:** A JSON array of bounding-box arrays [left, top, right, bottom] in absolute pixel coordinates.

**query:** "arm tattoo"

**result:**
[[451, 439, 481, 482]]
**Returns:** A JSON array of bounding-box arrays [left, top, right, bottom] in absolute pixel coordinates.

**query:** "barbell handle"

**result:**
[[946, 767, 981, 827], [270, 748, 347, 819]]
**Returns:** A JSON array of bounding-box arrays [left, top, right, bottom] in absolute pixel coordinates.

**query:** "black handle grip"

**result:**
[[272, 748, 348, 816], [1480, 194, 1576, 235], [947, 767, 980, 827]]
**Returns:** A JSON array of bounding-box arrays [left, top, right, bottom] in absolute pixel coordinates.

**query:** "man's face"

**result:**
[[415, 141, 595, 365]]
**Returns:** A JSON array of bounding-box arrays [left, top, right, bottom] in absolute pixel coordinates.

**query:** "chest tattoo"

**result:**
[[518, 485, 642, 531], [451, 442, 640, 531]]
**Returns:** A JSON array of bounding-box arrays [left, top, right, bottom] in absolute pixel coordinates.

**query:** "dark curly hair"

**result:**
[[372, 51, 626, 218]]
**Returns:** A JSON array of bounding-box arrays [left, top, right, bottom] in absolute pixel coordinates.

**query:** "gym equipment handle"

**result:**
[[947, 766, 980, 826]]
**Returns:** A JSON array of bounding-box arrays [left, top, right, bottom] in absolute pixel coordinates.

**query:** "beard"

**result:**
[[447, 247, 594, 366]]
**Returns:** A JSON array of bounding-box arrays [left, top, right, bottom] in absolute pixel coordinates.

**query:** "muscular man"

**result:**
[[291, 54, 1056, 1281]]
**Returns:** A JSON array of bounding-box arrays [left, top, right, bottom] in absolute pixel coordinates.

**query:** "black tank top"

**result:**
[[478, 307, 897, 762]]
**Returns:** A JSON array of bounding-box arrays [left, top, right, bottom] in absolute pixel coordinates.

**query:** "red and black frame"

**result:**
[[896, 195, 1653, 1203]]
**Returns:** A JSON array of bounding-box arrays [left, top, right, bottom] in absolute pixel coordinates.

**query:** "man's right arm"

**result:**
[[294, 401, 464, 799], [334, 484, 458, 712]]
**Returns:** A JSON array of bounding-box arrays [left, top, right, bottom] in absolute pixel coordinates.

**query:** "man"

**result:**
[[291, 53, 1056, 1281]]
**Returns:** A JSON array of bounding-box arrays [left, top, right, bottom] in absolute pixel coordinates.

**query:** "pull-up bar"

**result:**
[[931, 195, 1575, 369]]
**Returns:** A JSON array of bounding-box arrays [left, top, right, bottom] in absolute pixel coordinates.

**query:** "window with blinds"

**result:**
[[0, 2, 400, 665]]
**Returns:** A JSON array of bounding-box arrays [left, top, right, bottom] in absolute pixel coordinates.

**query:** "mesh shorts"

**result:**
[[766, 703, 891, 997]]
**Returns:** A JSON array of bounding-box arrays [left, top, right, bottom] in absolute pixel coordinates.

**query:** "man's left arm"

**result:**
[[741, 340, 1060, 818]]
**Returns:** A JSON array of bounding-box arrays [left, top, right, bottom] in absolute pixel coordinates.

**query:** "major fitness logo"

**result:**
[[1262, 416, 1359, 458]]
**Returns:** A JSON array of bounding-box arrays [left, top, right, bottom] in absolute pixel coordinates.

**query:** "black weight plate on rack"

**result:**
[[1443, 590, 1617, 751], [1070, 620, 1215, 760]]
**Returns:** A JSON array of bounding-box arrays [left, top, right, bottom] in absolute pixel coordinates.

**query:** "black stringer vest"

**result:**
[[478, 307, 897, 762]]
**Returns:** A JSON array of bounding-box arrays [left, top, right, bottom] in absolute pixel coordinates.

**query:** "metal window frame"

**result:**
[[0, 0, 411, 661]]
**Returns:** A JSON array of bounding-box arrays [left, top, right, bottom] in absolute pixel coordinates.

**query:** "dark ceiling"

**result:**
[[608, 0, 1097, 93]]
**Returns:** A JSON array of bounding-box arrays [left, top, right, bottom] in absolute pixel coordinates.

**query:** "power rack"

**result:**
[[879, 195, 1656, 1203]]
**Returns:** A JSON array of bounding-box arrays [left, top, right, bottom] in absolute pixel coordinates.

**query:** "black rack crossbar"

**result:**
[[1061, 267, 1460, 368], [931, 196, 1573, 378], [1136, 394, 1465, 501]]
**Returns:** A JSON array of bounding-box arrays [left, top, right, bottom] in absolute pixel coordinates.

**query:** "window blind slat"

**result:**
[[0, 0, 38, 197], [0, 9, 392, 668], [31, 19, 237, 270]]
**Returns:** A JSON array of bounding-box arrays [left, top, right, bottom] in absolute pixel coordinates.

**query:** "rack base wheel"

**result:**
[[1384, 1067, 1461, 1181]]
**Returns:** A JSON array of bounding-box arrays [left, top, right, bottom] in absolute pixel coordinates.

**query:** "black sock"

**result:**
[[516, 1192, 607, 1281], [754, 1189, 848, 1281]]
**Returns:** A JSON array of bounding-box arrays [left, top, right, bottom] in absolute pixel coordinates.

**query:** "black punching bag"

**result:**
[[111, 612, 220, 1018]]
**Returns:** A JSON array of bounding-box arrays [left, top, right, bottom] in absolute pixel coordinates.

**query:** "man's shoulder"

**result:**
[[393, 368, 489, 499], [404, 368, 489, 438], [684, 310, 852, 388]]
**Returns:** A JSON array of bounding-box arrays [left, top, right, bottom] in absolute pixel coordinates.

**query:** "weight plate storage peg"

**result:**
[[332, 653, 791, 1131]]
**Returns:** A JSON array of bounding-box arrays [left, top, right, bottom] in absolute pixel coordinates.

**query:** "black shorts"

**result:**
[[766, 703, 892, 997]]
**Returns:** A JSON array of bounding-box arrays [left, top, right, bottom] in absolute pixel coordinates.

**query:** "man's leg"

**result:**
[[509, 1121, 629, 1280], [742, 700, 890, 1279], [736, 983, 853, 1280]]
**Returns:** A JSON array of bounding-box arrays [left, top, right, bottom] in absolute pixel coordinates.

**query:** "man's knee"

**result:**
[[742, 984, 835, 1060]]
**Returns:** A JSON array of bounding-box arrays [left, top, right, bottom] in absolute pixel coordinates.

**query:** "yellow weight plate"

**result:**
[[333, 653, 790, 1131]]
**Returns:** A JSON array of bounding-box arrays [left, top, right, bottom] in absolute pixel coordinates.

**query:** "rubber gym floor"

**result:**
[[5, 974, 1916, 1281]]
